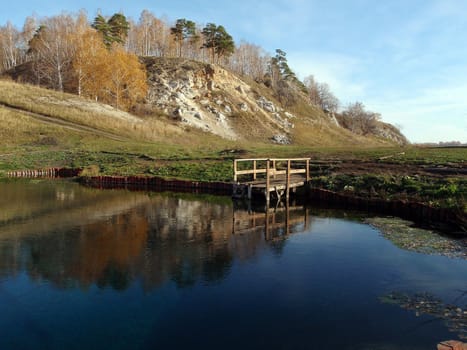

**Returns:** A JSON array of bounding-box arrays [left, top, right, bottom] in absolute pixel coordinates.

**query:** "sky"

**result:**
[[1, 0, 467, 143]]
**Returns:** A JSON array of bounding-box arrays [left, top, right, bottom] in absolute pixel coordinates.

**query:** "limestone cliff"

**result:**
[[143, 57, 301, 143], [142, 57, 407, 146]]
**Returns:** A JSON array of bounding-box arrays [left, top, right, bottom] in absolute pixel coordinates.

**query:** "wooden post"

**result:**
[[253, 160, 257, 180], [265, 208, 270, 240], [286, 160, 291, 200], [233, 159, 238, 182], [306, 158, 310, 182], [272, 160, 276, 179], [266, 159, 270, 204]]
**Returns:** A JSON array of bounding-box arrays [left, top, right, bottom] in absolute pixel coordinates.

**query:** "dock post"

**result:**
[[266, 159, 270, 204], [286, 160, 291, 200], [233, 160, 238, 182]]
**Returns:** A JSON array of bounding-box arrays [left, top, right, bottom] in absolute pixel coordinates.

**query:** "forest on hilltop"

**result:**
[[0, 9, 390, 137]]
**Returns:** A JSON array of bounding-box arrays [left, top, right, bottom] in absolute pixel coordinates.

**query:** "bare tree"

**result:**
[[317, 82, 339, 113], [127, 10, 174, 58], [0, 22, 22, 71], [303, 76, 339, 113], [303, 75, 321, 106], [28, 14, 76, 90], [228, 41, 269, 81], [341, 101, 381, 135]]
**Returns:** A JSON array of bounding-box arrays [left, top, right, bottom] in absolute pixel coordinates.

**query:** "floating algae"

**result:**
[[380, 291, 467, 341], [366, 217, 467, 259]]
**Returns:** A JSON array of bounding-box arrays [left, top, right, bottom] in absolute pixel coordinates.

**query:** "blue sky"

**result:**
[[2, 0, 466, 143]]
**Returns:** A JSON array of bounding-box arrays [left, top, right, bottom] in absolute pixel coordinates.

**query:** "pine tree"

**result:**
[[170, 18, 196, 57], [201, 23, 235, 63], [92, 13, 129, 47], [108, 13, 129, 45]]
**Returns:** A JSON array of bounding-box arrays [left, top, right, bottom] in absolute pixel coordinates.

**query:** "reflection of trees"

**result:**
[[0, 189, 311, 291]]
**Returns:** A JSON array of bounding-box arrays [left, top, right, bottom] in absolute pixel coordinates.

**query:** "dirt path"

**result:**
[[313, 160, 467, 178], [1, 103, 129, 142]]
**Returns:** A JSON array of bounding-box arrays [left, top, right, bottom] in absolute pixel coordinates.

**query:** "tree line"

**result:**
[[0, 9, 383, 134]]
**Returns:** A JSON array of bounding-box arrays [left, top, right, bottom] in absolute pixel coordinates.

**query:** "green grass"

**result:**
[[310, 174, 466, 211], [0, 79, 465, 203]]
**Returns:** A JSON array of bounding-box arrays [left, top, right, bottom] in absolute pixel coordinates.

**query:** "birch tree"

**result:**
[[228, 41, 269, 81], [28, 14, 75, 91], [0, 22, 21, 71]]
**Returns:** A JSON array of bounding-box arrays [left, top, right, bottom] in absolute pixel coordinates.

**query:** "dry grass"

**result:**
[[0, 106, 71, 146], [0, 79, 243, 152]]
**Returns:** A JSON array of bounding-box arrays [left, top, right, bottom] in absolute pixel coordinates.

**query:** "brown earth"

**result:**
[[321, 160, 467, 178]]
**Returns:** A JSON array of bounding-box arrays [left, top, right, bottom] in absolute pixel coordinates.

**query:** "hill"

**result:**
[[0, 57, 413, 178], [144, 57, 389, 145], [5, 56, 408, 146], [3, 57, 407, 147]]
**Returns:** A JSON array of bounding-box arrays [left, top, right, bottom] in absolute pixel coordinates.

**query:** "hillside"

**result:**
[[3, 57, 407, 147], [0, 57, 415, 179], [147, 58, 409, 145]]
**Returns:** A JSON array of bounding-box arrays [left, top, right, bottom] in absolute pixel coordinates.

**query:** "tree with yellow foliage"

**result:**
[[71, 27, 108, 97], [102, 44, 147, 110], [71, 31, 147, 110]]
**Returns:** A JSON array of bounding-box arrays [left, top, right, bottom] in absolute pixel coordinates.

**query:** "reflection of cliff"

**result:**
[[0, 185, 311, 291]]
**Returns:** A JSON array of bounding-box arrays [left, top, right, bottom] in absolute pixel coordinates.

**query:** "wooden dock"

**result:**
[[233, 158, 310, 203]]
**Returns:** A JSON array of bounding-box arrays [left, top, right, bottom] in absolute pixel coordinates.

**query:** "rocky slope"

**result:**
[[143, 57, 301, 143], [3, 57, 407, 146], [142, 57, 407, 146]]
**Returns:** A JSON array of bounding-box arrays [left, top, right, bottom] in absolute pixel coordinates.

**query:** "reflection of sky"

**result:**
[[0, 182, 466, 349]]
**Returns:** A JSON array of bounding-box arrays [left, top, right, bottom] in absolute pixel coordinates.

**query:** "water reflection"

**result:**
[[233, 200, 309, 240], [1, 180, 466, 350], [0, 180, 310, 291]]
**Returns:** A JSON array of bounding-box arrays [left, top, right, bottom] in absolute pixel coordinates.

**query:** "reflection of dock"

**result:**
[[233, 203, 309, 240], [233, 158, 310, 203]]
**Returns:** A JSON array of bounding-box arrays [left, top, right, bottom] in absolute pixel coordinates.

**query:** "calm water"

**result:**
[[0, 179, 465, 350]]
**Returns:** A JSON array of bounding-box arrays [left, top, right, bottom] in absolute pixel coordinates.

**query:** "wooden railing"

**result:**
[[233, 158, 311, 202], [233, 158, 310, 182]]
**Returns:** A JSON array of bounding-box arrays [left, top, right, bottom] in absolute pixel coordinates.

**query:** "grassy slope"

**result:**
[[0, 79, 465, 183]]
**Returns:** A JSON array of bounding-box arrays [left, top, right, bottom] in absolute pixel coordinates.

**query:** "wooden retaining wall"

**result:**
[[309, 188, 466, 234], [6, 168, 82, 178], [80, 176, 232, 195]]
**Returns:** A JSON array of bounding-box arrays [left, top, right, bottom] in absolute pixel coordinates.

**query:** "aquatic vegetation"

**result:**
[[380, 291, 467, 341], [367, 217, 466, 259]]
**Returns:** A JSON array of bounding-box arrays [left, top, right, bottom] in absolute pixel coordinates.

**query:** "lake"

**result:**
[[0, 179, 465, 349]]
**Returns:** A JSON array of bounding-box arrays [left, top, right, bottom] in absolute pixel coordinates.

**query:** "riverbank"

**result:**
[[75, 174, 465, 235], [2, 146, 465, 234]]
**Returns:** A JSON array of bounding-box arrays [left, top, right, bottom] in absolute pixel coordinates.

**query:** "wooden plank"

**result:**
[[235, 169, 267, 175], [234, 158, 269, 162], [266, 160, 270, 203], [253, 160, 257, 180], [286, 160, 291, 200], [234, 159, 238, 182], [272, 169, 305, 175], [268, 158, 310, 162]]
